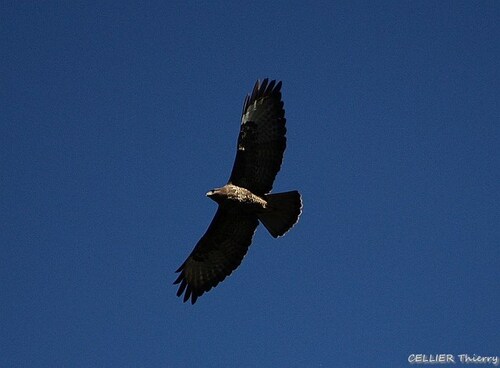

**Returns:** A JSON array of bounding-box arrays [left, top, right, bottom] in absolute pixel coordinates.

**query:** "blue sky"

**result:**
[[1, 1, 499, 367]]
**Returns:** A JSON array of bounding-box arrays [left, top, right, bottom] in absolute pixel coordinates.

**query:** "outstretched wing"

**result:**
[[228, 79, 287, 196], [174, 207, 259, 304]]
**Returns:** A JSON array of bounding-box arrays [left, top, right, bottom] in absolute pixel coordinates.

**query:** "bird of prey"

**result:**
[[174, 79, 302, 304]]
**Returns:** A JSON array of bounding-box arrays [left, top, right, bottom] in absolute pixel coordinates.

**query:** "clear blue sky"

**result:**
[[1, 1, 499, 367]]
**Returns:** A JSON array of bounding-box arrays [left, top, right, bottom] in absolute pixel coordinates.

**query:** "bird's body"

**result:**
[[174, 79, 302, 304], [208, 184, 268, 211]]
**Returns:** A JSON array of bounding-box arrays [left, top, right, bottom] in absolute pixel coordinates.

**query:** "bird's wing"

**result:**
[[228, 79, 287, 196], [174, 207, 259, 304]]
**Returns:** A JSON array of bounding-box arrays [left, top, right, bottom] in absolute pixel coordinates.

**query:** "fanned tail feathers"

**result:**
[[259, 191, 302, 238]]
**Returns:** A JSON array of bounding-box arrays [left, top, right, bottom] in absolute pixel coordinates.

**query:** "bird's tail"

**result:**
[[259, 191, 302, 238]]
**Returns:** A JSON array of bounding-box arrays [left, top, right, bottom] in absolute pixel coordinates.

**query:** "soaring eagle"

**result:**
[[174, 79, 302, 304]]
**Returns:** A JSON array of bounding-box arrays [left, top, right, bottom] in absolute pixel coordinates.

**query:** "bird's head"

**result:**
[[206, 188, 220, 200], [206, 187, 225, 203]]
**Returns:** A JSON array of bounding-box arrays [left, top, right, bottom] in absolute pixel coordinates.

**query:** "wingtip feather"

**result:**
[[176, 279, 187, 296], [275, 80, 282, 92], [183, 285, 192, 303]]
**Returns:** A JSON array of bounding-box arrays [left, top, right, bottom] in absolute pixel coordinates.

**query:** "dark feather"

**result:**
[[174, 208, 259, 304], [229, 79, 286, 195]]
